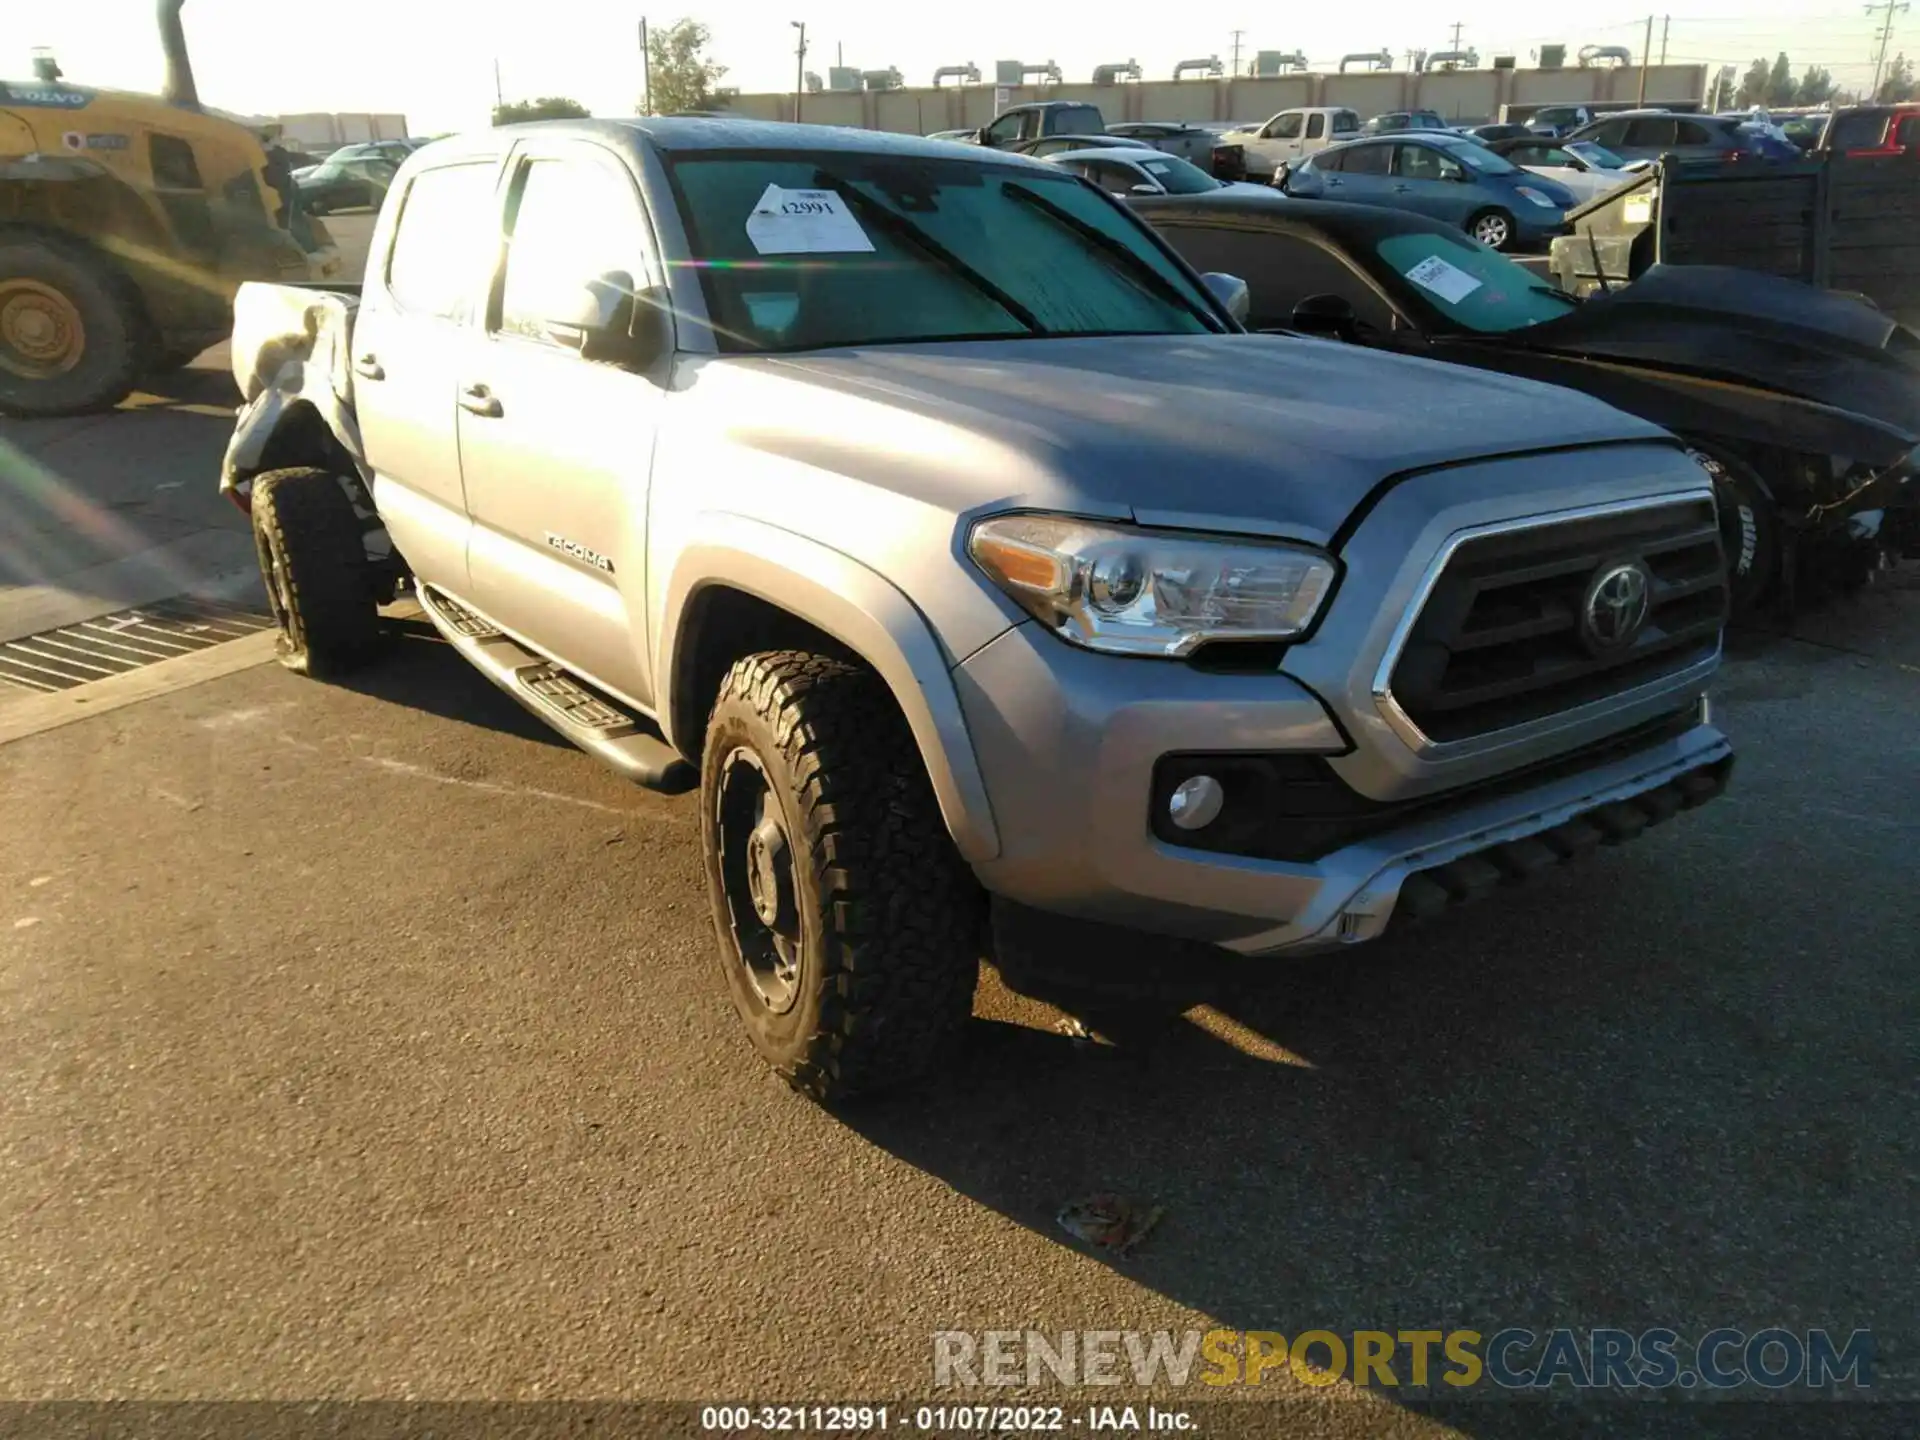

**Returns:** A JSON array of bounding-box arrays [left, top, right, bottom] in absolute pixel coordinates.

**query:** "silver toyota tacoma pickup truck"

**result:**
[[221, 120, 1733, 1099]]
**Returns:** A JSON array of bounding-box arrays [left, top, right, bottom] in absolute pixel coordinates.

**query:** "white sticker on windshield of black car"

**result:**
[[744, 184, 875, 255], [1404, 254, 1483, 304]]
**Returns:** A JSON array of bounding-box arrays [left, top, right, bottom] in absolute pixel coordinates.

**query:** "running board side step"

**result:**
[[416, 585, 696, 795]]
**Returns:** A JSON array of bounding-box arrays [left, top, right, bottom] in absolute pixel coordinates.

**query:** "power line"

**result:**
[[1867, 0, 1912, 95]]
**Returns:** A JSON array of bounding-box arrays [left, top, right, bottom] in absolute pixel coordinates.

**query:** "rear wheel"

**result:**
[[250, 467, 383, 677], [0, 236, 150, 417], [1467, 208, 1516, 251], [700, 651, 984, 1102]]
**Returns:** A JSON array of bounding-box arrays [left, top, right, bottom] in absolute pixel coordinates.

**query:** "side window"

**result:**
[[1897, 115, 1920, 147], [1269, 113, 1304, 140], [1625, 117, 1678, 148], [1592, 119, 1631, 146], [1334, 111, 1360, 134], [1396, 144, 1443, 180], [1154, 225, 1395, 332], [1542, 147, 1574, 165], [148, 134, 203, 190], [983, 112, 1021, 146], [1306, 114, 1326, 139], [1828, 112, 1885, 149], [498, 156, 650, 346], [1085, 161, 1142, 196], [1314, 150, 1345, 173], [1341, 144, 1392, 176], [385, 161, 501, 320], [1675, 120, 1715, 146]]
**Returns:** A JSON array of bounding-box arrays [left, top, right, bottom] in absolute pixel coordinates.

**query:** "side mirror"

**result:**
[[1129, 182, 1161, 195], [547, 270, 670, 369], [1200, 272, 1251, 325], [1291, 292, 1359, 342]]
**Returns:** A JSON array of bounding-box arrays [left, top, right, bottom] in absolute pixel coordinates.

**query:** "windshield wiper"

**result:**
[[1000, 180, 1225, 332], [811, 168, 1044, 335]]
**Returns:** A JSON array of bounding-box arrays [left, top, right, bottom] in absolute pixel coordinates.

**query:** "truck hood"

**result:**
[[744, 333, 1670, 542]]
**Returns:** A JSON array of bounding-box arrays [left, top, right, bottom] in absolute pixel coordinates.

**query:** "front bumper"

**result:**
[[955, 620, 1731, 957]]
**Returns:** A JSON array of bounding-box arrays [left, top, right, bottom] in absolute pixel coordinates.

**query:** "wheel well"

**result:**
[[252, 400, 361, 484], [670, 586, 862, 760]]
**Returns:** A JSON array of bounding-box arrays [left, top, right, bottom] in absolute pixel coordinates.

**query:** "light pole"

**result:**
[[792, 21, 807, 123]]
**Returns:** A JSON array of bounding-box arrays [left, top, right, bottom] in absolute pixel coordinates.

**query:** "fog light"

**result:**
[[1168, 775, 1224, 831]]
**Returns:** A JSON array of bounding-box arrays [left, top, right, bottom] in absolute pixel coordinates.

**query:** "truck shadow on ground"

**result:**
[[333, 616, 575, 751], [836, 823, 1909, 1437]]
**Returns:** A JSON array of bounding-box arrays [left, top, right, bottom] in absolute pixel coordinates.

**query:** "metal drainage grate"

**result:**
[[0, 596, 276, 694]]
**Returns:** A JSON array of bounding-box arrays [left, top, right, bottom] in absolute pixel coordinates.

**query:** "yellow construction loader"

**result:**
[[0, 0, 338, 416]]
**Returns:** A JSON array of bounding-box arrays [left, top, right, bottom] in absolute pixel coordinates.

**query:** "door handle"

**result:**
[[1326, 177, 1343, 186], [353, 353, 384, 380], [458, 383, 502, 418], [1393, 183, 1412, 192]]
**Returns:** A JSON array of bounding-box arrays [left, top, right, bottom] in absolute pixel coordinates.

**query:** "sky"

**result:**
[[3, 0, 1910, 134]]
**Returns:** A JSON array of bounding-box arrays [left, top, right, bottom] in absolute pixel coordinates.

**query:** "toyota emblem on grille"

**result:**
[[1580, 560, 1652, 654]]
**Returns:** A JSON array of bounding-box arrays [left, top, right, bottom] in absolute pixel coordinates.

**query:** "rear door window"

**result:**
[[1625, 117, 1679, 148], [1306, 114, 1326, 139], [385, 161, 502, 319], [1339, 144, 1392, 175], [1896, 115, 1920, 147]]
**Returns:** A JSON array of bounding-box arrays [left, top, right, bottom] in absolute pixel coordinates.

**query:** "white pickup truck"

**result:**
[[1217, 107, 1363, 178]]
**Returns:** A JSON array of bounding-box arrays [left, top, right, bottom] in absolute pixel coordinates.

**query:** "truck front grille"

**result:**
[[1385, 498, 1725, 744]]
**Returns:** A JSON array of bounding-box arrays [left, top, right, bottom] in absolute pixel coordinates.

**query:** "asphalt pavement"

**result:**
[[0, 207, 1916, 1435]]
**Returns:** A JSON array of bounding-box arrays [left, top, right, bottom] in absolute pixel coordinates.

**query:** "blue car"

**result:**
[[1279, 133, 1576, 252]]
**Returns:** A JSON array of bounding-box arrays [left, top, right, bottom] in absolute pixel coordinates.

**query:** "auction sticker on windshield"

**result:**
[[1404, 254, 1483, 305], [745, 185, 875, 255]]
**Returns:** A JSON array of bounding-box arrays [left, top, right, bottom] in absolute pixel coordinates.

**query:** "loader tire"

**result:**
[[0, 235, 151, 417]]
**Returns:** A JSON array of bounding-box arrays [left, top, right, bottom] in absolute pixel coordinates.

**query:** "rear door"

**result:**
[[455, 138, 663, 708], [351, 154, 504, 592], [1322, 141, 1393, 203], [1619, 116, 1679, 160]]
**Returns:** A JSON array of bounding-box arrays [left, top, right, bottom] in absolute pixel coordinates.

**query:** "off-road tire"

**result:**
[[1467, 207, 1517, 251], [700, 651, 984, 1102], [250, 467, 382, 677], [0, 234, 151, 418], [1686, 441, 1778, 618]]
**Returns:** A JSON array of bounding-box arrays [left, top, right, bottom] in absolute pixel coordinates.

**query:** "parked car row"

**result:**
[[220, 119, 1910, 1100]]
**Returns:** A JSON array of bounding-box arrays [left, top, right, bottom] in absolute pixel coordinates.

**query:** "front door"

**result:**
[[456, 140, 664, 710], [1390, 142, 1476, 225], [351, 155, 504, 593]]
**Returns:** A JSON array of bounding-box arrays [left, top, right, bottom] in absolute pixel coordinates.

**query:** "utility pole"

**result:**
[[792, 20, 807, 124], [493, 58, 503, 112], [1660, 15, 1670, 65], [1230, 30, 1246, 75], [1637, 14, 1654, 104], [638, 20, 651, 116], [1449, 20, 1465, 51], [1868, 0, 1911, 99]]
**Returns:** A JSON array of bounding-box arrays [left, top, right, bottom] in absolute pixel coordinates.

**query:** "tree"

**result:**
[[1737, 57, 1771, 107], [1878, 53, 1915, 103], [643, 19, 727, 115], [1766, 52, 1797, 106], [1795, 66, 1836, 105], [493, 96, 590, 125]]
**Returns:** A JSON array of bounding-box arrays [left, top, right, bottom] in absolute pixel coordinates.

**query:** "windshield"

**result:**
[[1374, 232, 1578, 333], [666, 152, 1221, 352], [1564, 141, 1626, 169], [1135, 155, 1222, 195]]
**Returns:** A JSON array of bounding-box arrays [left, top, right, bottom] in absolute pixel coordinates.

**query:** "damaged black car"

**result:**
[[1135, 191, 1920, 615]]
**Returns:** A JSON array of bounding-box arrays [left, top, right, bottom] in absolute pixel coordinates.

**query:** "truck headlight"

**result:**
[[968, 513, 1336, 657]]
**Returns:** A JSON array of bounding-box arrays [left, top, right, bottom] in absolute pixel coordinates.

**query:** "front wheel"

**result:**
[[1686, 442, 1779, 618], [1467, 208, 1516, 251], [700, 651, 984, 1102], [250, 467, 383, 677]]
